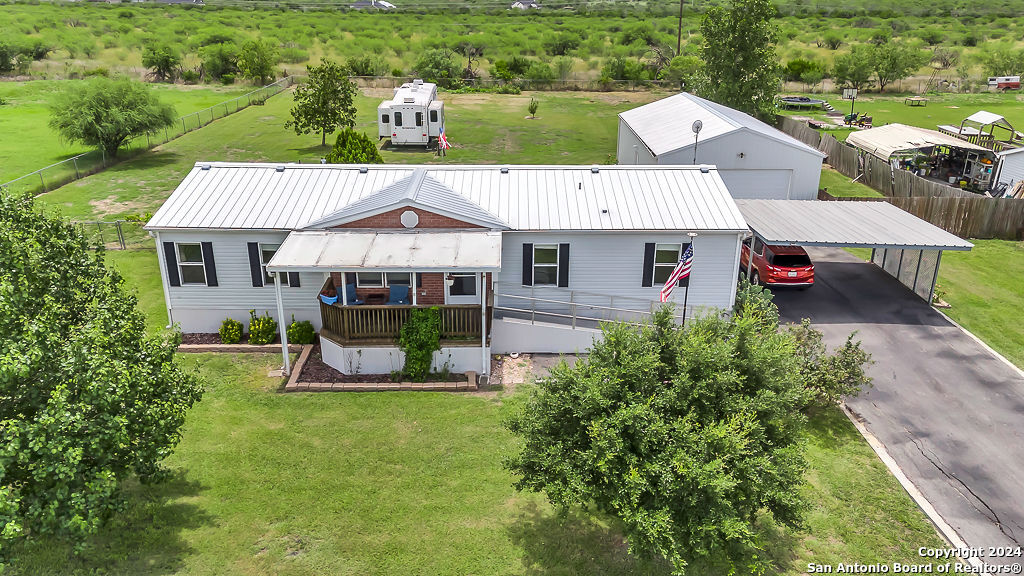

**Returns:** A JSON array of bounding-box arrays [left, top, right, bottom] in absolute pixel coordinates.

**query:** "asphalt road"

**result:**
[[773, 247, 1024, 558]]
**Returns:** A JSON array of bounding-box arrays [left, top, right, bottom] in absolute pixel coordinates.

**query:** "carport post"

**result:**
[[479, 272, 488, 375], [341, 272, 348, 306], [927, 251, 943, 304], [275, 272, 291, 376]]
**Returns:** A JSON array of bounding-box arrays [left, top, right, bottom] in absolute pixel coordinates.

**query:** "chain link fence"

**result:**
[[72, 220, 151, 250], [1, 76, 298, 198]]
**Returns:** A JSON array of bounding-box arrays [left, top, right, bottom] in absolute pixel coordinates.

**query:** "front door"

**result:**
[[445, 273, 479, 305]]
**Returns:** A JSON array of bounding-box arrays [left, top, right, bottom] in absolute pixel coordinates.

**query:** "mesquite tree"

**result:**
[[48, 77, 176, 158], [507, 284, 871, 574], [0, 192, 203, 552]]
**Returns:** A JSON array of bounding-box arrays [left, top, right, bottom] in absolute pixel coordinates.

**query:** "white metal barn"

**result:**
[[994, 147, 1024, 193], [378, 79, 445, 146], [617, 93, 826, 200]]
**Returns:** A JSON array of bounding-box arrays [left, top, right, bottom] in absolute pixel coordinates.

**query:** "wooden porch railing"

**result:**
[[320, 302, 491, 343]]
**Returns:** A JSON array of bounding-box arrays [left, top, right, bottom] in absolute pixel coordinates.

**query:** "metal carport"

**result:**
[[735, 200, 973, 302]]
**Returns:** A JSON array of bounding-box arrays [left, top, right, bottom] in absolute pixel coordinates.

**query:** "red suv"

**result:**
[[740, 238, 814, 288]]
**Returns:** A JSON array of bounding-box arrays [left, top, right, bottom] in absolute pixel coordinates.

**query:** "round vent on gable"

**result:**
[[400, 210, 419, 228]]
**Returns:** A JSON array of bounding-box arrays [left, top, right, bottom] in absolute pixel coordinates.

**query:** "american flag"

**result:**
[[660, 244, 693, 303], [439, 128, 452, 150]]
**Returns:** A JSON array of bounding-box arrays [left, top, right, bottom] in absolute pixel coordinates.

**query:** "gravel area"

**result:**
[[297, 345, 465, 384]]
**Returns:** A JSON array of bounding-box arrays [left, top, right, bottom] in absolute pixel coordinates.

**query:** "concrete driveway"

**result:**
[[772, 247, 1024, 556]]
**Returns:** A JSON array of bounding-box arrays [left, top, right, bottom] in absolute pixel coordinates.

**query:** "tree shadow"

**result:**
[[507, 501, 673, 575], [804, 405, 860, 451], [287, 143, 333, 156], [8, 469, 213, 576]]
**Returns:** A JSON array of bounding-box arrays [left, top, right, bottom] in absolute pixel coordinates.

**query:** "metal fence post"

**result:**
[[101, 147, 106, 167], [39, 172, 46, 192], [115, 220, 125, 250], [73, 157, 80, 179]]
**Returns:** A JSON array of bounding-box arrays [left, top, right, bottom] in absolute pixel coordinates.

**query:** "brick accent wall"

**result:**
[[335, 207, 483, 229]]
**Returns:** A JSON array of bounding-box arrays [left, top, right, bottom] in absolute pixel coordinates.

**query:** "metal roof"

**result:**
[[964, 111, 1011, 128], [146, 163, 749, 232], [618, 92, 826, 158], [736, 200, 973, 251], [265, 230, 502, 272], [846, 123, 989, 160], [306, 169, 508, 229]]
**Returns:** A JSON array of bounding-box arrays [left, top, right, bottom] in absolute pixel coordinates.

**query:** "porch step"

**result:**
[[822, 101, 836, 112]]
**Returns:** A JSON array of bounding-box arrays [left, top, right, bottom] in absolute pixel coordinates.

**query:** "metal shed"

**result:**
[[736, 200, 973, 302]]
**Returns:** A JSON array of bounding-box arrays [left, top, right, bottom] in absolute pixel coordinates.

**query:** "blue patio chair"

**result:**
[[387, 285, 409, 305], [319, 293, 339, 305], [346, 283, 364, 305]]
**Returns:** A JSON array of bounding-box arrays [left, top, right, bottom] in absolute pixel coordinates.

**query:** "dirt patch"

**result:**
[[88, 195, 148, 218], [297, 344, 465, 384]]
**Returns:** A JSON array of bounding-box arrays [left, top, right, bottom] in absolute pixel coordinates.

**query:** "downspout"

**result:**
[[153, 230, 175, 328], [275, 271, 291, 375], [728, 231, 744, 311]]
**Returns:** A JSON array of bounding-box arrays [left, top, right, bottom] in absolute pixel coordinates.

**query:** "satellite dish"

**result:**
[[691, 119, 703, 134]]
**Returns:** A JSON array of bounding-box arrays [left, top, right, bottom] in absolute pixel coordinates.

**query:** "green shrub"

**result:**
[[287, 316, 315, 345], [220, 73, 235, 85], [180, 68, 200, 84], [398, 307, 441, 381], [219, 317, 243, 344], [248, 310, 278, 345], [495, 83, 521, 94]]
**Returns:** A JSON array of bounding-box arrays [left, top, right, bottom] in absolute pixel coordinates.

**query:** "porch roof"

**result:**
[[265, 230, 502, 273]]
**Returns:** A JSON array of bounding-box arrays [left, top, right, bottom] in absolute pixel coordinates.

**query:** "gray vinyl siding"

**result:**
[[616, 119, 657, 165], [494, 231, 742, 320], [158, 230, 324, 332]]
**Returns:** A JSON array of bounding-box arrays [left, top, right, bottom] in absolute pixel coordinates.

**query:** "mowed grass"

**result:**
[[0, 81, 250, 182], [36, 88, 660, 221], [781, 92, 1024, 133], [819, 167, 884, 198], [7, 349, 945, 576], [937, 239, 1024, 369]]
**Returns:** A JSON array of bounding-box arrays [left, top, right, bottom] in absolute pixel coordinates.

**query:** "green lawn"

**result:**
[[7, 352, 945, 576], [36, 88, 660, 221], [937, 239, 1024, 369], [0, 81, 250, 183], [819, 167, 884, 198], [781, 92, 1024, 134]]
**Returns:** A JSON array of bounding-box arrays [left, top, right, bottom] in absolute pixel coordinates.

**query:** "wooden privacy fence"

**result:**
[[779, 116, 1024, 239]]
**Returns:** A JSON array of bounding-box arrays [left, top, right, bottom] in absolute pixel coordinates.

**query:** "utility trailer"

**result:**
[[378, 79, 445, 147]]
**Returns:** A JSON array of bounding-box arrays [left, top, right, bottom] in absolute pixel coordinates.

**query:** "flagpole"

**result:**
[[682, 232, 698, 327]]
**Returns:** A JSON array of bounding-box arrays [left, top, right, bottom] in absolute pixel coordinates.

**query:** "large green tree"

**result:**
[[325, 128, 384, 164], [237, 39, 278, 85], [507, 284, 870, 574], [141, 44, 180, 82], [832, 45, 875, 90], [48, 77, 176, 157], [413, 49, 460, 88], [870, 41, 928, 92], [285, 60, 357, 147], [0, 192, 203, 551], [696, 0, 780, 120]]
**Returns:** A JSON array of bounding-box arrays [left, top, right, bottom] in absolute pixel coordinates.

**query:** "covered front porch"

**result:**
[[266, 230, 502, 376]]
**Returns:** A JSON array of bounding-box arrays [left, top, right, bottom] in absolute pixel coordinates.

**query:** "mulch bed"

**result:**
[[297, 344, 465, 384], [180, 332, 279, 345]]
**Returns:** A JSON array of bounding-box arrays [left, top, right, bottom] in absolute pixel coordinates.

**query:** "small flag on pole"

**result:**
[[660, 244, 693, 303], [439, 128, 452, 150]]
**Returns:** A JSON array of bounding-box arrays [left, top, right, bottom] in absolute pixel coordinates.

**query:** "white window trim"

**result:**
[[652, 243, 682, 285], [176, 242, 207, 287], [355, 272, 412, 288], [259, 243, 288, 287], [533, 244, 560, 287]]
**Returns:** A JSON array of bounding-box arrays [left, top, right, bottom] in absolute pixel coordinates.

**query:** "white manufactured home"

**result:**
[[617, 93, 825, 200], [146, 163, 750, 376], [378, 79, 445, 147]]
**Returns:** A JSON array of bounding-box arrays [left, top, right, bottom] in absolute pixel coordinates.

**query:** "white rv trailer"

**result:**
[[378, 79, 445, 147]]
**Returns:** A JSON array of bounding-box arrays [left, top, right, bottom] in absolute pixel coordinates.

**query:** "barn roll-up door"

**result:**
[[719, 169, 793, 200]]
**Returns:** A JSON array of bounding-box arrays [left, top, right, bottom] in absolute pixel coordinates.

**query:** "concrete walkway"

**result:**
[[774, 247, 1024, 556]]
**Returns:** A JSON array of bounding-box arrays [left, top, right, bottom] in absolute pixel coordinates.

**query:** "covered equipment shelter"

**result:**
[[736, 200, 973, 302]]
